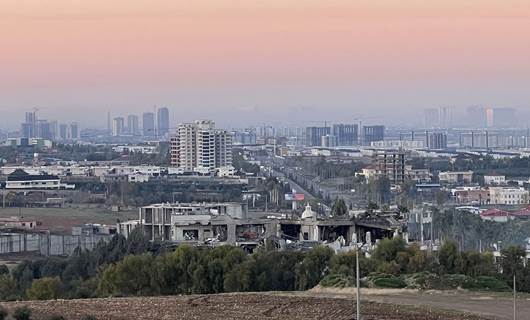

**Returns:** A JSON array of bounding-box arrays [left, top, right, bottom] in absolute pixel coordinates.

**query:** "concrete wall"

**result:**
[[0, 232, 112, 256]]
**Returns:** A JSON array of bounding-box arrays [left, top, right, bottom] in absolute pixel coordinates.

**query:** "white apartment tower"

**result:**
[[171, 120, 232, 172]]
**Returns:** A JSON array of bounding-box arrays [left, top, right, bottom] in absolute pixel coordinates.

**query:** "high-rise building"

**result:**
[[424, 107, 452, 128], [423, 109, 439, 128], [305, 126, 331, 147], [332, 124, 358, 146], [321, 134, 338, 147], [70, 123, 79, 140], [491, 107, 516, 128], [21, 111, 37, 138], [107, 111, 111, 136], [59, 124, 68, 140], [233, 129, 257, 145], [127, 115, 139, 135], [143, 112, 155, 136], [157, 107, 170, 136], [36, 120, 52, 140], [112, 117, 125, 136], [375, 151, 406, 185], [49, 121, 58, 140], [362, 125, 385, 146], [170, 120, 233, 172]]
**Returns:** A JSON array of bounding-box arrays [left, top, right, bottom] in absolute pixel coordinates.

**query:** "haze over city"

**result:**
[[2, 0, 530, 129]]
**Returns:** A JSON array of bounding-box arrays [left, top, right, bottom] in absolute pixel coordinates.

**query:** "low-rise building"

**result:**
[[480, 208, 513, 223], [0, 216, 38, 230], [484, 175, 506, 186], [5, 169, 74, 190], [438, 171, 473, 184], [454, 189, 490, 205], [489, 187, 529, 205]]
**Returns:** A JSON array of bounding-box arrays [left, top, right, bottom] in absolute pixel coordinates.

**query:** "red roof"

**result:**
[[480, 208, 511, 217], [512, 205, 530, 216]]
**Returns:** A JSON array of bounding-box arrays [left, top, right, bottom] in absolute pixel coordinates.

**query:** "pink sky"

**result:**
[[1, 0, 530, 127]]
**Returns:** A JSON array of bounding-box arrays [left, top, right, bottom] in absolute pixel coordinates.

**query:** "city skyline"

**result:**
[[2, 1, 530, 128]]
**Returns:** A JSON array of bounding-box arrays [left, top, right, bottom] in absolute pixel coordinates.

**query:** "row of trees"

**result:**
[[2, 232, 530, 301]]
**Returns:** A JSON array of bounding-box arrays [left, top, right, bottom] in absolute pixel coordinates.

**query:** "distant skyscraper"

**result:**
[[491, 107, 516, 128], [305, 126, 331, 147], [21, 111, 37, 138], [157, 107, 170, 136], [107, 111, 111, 136], [362, 125, 385, 146], [112, 117, 125, 136], [127, 115, 139, 135], [59, 124, 68, 140], [49, 121, 58, 140], [466, 106, 488, 127], [423, 108, 439, 128], [36, 120, 52, 139], [70, 123, 79, 140], [438, 107, 453, 128], [332, 124, 358, 146], [143, 112, 155, 136]]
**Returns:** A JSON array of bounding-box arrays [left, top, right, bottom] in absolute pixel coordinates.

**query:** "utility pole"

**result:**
[[513, 271, 517, 320], [352, 232, 361, 320], [356, 243, 361, 320]]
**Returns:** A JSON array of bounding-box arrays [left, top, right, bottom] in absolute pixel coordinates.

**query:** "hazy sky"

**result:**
[[1, 0, 530, 129]]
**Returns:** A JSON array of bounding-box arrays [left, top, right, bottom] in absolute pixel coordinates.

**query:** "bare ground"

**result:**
[[302, 287, 530, 320], [0, 207, 137, 233], [1, 293, 490, 320]]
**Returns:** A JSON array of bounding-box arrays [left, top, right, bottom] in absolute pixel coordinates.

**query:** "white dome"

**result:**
[[301, 204, 315, 219]]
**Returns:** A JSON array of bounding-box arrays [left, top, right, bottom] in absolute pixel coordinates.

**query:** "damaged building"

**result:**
[[118, 202, 406, 252]]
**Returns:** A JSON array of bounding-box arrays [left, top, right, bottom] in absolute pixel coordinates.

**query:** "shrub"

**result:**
[[81, 315, 97, 320], [319, 274, 355, 288], [0, 305, 7, 320], [439, 274, 470, 290], [0, 265, 8, 276], [369, 274, 407, 289], [26, 277, 62, 300], [12, 306, 31, 320], [402, 272, 441, 290], [462, 276, 510, 292], [47, 316, 65, 320]]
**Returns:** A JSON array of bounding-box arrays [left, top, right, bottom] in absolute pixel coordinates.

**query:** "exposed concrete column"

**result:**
[[227, 223, 237, 245], [313, 225, 320, 241]]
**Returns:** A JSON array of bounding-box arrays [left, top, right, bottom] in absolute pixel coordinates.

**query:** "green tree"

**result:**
[[98, 254, 156, 297], [0, 274, 18, 300], [126, 227, 150, 255], [0, 265, 8, 276], [372, 238, 407, 263], [500, 246, 526, 288], [26, 277, 62, 300], [438, 241, 463, 274], [331, 198, 348, 216], [295, 246, 333, 290]]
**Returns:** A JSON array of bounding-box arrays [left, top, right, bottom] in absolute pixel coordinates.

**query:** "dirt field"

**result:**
[[0, 207, 137, 232], [1, 293, 489, 320], [304, 287, 528, 320]]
